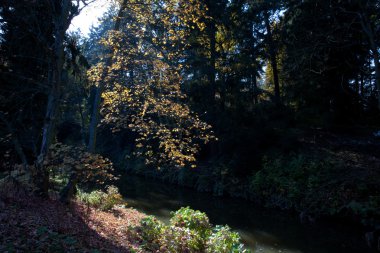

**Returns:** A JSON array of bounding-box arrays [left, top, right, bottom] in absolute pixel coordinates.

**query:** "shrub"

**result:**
[[160, 226, 204, 252], [46, 143, 117, 189], [77, 189, 103, 207], [249, 154, 331, 209], [344, 197, 380, 227], [206, 225, 248, 253], [136, 207, 250, 253], [76, 185, 125, 211], [170, 207, 211, 238], [139, 216, 166, 251]]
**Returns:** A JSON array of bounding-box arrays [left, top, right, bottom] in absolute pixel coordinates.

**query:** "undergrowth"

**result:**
[[134, 207, 250, 253], [76, 185, 126, 211]]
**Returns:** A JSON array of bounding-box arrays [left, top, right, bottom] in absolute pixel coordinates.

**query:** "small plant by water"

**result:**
[[76, 185, 125, 211], [135, 206, 250, 253]]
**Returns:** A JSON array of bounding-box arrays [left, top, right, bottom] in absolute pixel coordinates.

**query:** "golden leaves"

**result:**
[[86, 0, 215, 169]]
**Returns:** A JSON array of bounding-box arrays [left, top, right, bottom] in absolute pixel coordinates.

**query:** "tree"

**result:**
[[87, 0, 128, 153], [0, 0, 55, 171], [280, 0, 377, 124], [246, 0, 284, 106], [0, 0, 96, 196], [339, 0, 380, 110], [86, 0, 214, 168]]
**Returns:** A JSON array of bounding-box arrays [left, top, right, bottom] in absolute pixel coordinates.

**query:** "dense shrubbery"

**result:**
[[135, 207, 250, 253], [346, 198, 380, 227], [250, 153, 380, 226], [47, 143, 117, 187], [250, 154, 334, 210]]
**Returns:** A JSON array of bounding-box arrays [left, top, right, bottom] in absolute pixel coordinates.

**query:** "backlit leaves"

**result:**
[[87, 0, 214, 168]]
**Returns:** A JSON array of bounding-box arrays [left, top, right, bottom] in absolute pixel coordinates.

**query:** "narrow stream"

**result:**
[[118, 174, 371, 253]]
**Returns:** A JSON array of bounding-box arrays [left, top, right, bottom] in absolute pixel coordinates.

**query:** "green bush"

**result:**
[[170, 207, 212, 238], [250, 154, 329, 208], [344, 197, 380, 226], [248, 152, 380, 227], [76, 185, 125, 211], [160, 226, 204, 252], [139, 216, 166, 251], [136, 207, 250, 253], [206, 225, 248, 253]]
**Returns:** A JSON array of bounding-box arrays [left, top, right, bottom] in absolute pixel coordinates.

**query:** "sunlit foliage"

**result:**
[[76, 185, 125, 211], [135, 207, 250, 252], [88, 0, 214, 168]]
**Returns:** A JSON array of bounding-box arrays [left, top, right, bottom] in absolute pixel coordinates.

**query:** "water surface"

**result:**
[[118, 175, 370, 253]]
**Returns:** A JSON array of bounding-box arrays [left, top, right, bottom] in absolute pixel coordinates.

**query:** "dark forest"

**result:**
[[0, 0, 380, 252]]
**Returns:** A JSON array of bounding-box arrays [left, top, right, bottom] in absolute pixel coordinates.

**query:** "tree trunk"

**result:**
[[249, 20, 258, 105], [355, 76, 359, 95], [251, 74, 258, 104], [263, 10, 280, 106], [208, 20, 217, 100], [34, 0, 72, 197], [59, 172, 78, 204], [88, 84, 103, 153], [358, 7, 380, 110], [88, 0, 128, 153], [77, 94, 87, 146], [360, 71, 365, 96], [373, 50, 380, 110]]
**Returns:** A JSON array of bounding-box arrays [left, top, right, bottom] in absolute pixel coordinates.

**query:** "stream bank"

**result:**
[[119, 174, 374, 253]]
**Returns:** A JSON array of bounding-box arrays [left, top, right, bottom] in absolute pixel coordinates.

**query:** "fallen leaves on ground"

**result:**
[[0, 196, 146, 252]]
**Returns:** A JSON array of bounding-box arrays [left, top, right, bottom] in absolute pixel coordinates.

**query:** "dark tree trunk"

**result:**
[[34, 0, 73, 197], [206, 19, 217, 101], [360, 71, 365, 96], [263, 10, 280, 106], [88, 0, 128, 153], [59, 172, 78, 204], [373, 50, 380, 110], [88, 84, 103, 153], [358, 6, 380, 110], [355, 77, 359, 95], [251, 74, 258, 104]]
